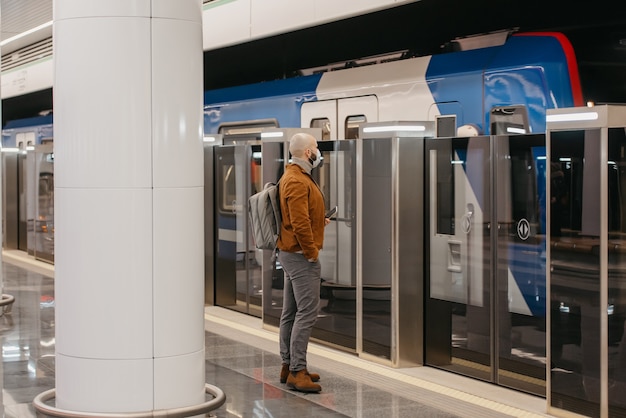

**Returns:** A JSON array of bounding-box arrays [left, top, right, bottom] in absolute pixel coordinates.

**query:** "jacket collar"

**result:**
[[291, 156, 312, 174]]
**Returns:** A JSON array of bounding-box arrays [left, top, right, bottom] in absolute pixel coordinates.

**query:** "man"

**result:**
[[277, 132, 329, 393]]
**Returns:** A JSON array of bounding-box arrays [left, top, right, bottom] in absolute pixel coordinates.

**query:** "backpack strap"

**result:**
[[268, 180, 281, 261]]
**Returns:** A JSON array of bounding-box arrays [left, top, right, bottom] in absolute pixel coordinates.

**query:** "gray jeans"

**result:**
[[278, 251, 321, 372]]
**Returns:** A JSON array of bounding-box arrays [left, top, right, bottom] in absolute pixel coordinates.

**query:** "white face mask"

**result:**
[[309, 148, 322, 168]]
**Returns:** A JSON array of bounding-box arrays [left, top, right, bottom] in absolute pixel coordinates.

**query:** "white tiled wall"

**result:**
[[202, 0, 414, 50]]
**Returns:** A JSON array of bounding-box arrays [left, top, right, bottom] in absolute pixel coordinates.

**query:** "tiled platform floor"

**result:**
[[1, 250, 552, 417]]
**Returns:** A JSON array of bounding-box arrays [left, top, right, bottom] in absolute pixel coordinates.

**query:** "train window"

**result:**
[[218, 119, 278, 137], [345, 115, 366, 139], [221, 164, 238, 213], [608, 128, 626, 234], [490, 106, 529, 135], [310, 118, 331, 140]]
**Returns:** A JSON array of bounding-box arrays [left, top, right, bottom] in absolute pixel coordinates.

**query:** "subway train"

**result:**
[[0, 29, 602, 397], [203, 31, 583, 139], [202, 29, 582, 317], [1, 114, 54, 263], [199, 28, 622, 401], [199, 28, 602, 399], [3, 29, 583, 325]]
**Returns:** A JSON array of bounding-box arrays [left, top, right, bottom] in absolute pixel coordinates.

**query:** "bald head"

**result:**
[[289, 133, 317, 158]]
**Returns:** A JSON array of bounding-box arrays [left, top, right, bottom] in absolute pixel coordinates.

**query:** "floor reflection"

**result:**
[[1, 261, 55, 417], [0, 259, 493, 417]]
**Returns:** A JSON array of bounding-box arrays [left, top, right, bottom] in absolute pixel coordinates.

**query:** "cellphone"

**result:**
[[325, 206, 338, 219]]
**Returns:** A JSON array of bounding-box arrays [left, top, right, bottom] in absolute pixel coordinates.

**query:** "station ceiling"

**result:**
[[0, 0, 52, 43]]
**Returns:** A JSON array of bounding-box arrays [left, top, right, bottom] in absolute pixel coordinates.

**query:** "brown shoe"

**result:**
[[286, 369, 322, 393], [305, 368, 321, 382], [280, 364, 320, 383]]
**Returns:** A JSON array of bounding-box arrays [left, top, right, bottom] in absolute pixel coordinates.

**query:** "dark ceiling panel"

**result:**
[[2, 88, 53, 126]]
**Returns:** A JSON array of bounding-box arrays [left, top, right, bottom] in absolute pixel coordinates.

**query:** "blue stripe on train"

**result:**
[[485, 35, 576, 134], [3, 114, 53, 129], [508, 241, 546, 316], [203, 74, 323, 134], [204, 74, 322, 103], [426, 34, 575, 136], [510, 146, 547, 317], [425, 46, 495, 133]]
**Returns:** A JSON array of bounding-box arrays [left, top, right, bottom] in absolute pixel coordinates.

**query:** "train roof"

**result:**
[[204, 32, 582, 108], [3, 114, 53, 130], [204, 73, 323, 106]]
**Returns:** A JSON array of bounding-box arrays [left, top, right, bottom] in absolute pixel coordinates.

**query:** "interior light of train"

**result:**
[[546, 112, 599, 123], [507, 127, 526, 134], [260, 132, 284, 138], [26, 146, 35, 151], [203, 136, 217, 142], [0, 147, 20, 153], [536, 156, 546, 160], [451, 160, 464, 165], [559, 157, 572, 162], [252, 152, 262, 159], [362, 125, 426, 133]]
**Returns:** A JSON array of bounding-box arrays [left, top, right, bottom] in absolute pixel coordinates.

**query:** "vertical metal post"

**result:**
[[600, 125, 609, 418]]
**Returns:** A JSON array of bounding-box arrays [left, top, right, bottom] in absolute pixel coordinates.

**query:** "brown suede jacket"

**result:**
[[277, 163, 325, 260]]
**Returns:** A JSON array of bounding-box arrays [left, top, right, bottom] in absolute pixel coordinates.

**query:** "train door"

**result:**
[[301, 100, 337, 139], [426, 135, 492, 379], [301, 95, 378, 139], [312, 139, 358, 351], [2, 151, 27, 251], [545, 109, 626, 417], [33, 143, 54, 263], [494, 134, 546, 395], [259, 137, 359, 352], [425, 133, 547, 396], [296, 97, 377, 352], [338, 96, 378, 139], [25, 147, 37, 256], [203, 134, 222, 306], [214, 141, 263, 317]]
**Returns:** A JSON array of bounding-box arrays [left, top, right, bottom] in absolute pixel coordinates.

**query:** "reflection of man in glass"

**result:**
[[550, 163, 567, 237]]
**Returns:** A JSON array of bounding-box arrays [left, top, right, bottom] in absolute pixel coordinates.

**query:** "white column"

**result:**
[[0, 1, 3, 415], [0, 0, 3, 309], [53, 0, 205, 412]]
